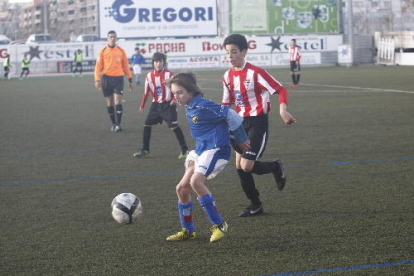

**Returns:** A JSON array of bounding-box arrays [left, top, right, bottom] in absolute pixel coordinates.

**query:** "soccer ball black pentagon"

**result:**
[[111, 193, 143, 224]]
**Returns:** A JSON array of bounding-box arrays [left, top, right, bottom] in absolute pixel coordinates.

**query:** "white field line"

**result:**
[[298, 83, 414, 94], [198, 79, 414, 94]]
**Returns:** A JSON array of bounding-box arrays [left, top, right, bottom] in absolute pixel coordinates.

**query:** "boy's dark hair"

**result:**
[[107, 30, 116, 36], [167, 73, 203, 97], [152, 52, 166, 64], [135, 47, 139, 51], [291, 39, 296, 43], [223, 34, 248, 51]]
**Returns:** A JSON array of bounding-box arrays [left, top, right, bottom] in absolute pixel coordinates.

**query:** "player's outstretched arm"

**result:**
[[279, 103, 296, 125], [226, 109, 251, 151]]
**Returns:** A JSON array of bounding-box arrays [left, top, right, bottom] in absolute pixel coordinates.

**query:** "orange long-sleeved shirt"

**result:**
[[94, 45, 132, 82]]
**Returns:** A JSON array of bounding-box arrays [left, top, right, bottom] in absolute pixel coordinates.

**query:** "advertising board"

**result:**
[[99, 0, 218, 39], [3, 34, 342, 75], [231, 0, 339, 34]]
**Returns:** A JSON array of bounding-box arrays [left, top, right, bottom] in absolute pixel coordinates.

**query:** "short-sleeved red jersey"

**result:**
[[222, 62, 288, 117], [140, 68, 174, 109], [289, 46, 301, 62]]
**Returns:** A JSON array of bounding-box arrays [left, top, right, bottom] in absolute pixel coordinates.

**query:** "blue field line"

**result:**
[[0, 146, 137, 158], [1, 132, 413, 158], [1, 156, 413, 186], [0, 170, 184, 186], [258, 259, 414, 276]]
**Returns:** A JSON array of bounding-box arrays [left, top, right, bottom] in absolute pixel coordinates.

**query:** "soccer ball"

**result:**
[[111, 193, 143, 224]]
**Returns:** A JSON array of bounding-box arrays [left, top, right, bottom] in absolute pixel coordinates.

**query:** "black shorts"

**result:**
[[4, 66, 9, 72], [231, 114, 269, 160], [145, 101, 178, 128], [75, 62, 82, 67], [22, 68, 29, 72], [101, 75, 124, 98], [290, 61, 301, 72]]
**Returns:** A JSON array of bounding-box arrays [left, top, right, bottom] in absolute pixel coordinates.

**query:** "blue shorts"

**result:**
[[185, 147, 231, 180]]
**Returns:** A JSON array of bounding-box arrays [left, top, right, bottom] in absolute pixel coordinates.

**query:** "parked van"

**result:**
[[0, 34, 11, 45], [26, 34, 57, 44], [76, 34, 100, 42]]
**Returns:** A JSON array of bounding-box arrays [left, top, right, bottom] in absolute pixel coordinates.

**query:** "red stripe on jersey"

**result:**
[[141, 69, 174, 108], [289, 46, 301, 61], [222, 62, 288, 117]]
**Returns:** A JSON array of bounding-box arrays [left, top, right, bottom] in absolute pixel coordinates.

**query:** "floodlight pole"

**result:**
[[43, 0, 48, 34], [346, 0, 354, 65]]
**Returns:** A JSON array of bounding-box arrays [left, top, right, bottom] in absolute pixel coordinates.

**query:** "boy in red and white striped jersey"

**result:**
[[289, 39, 301, 87], [222, 34, 296, 217], [133, 52, 188, 159]]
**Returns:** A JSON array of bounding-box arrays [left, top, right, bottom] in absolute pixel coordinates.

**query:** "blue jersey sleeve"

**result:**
[[226, 108, 243, 131]]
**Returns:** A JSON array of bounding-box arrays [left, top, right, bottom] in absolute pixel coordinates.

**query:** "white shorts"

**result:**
[[184, 148, 230, 180], [133, 64, 142, 75]]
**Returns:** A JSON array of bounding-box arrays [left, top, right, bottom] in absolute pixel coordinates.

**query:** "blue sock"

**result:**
[[135, 76, 140, 84], [178, 201, 195, 233], [198, 194, 223, 226]]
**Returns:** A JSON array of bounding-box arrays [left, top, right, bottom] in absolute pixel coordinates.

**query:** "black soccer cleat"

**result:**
[[273, 159, 286, 191], [113, 125, 122, 133], [238, 204, 264, 217]]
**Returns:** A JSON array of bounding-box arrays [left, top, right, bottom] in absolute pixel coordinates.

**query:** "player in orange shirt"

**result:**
[[94, 30, 133, 132]]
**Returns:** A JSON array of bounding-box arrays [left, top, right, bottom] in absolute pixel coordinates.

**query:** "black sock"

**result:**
[[291, 74, 295, 84], [237, 169, 261, 206], [296, 74, 300, 84], [251, 161, 276, 175], [107, 106, 116, 125], [173, 126, 188, 152], [115, 104, 123, 125], [142, 126, 152, 151]]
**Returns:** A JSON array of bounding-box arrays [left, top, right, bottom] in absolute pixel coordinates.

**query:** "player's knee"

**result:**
[[189, 177, 203, 191], [176, 182, 188, 196], [240, 160, 254, 172]]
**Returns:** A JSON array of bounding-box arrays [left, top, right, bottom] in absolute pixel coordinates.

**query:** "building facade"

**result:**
[[0, 0, 413, 42]]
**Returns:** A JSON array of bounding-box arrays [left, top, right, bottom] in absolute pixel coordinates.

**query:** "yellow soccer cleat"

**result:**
[[210, 221, 228, 243], [133, 150, 150, 158], [166, 228, 196, 242], [178, 150, 189, 159]]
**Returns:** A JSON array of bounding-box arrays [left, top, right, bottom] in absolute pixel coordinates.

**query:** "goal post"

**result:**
[[376, 37, 395, 66]]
